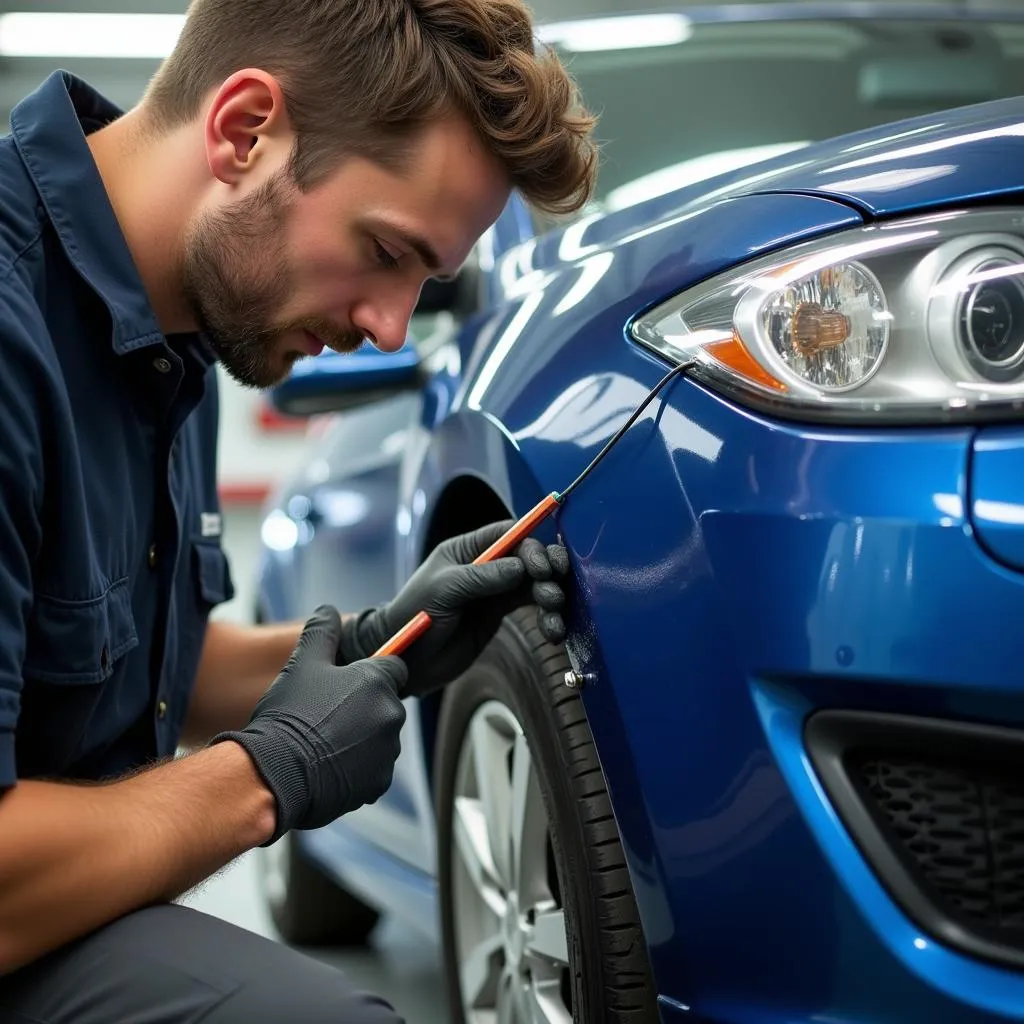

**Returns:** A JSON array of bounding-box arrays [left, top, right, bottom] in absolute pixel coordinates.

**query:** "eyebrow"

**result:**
[[375, 220, 455, 280]]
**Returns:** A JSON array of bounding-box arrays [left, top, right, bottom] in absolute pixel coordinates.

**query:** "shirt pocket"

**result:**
[[191, 538, 235, 609], [24, 576, 139, 684]]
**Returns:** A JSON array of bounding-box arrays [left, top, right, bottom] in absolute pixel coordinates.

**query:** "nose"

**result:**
[[351, 285, 421, 353]]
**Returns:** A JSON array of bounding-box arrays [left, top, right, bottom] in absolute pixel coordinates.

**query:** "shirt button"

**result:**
[[153, 357, 172, 374], [148, 544, 158, 569], [157, 700, 168, 720]]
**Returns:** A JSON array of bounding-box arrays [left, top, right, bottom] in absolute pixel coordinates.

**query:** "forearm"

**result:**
[[0, 741, 274, 975], [182, 619, 302, 745]]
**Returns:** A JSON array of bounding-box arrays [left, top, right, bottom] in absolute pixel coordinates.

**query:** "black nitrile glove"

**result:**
[[337, 521, 571, 700], [211, 605, 408, 846]]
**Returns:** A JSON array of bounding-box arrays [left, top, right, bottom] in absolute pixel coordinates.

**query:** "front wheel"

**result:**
[[435, 605, 659, 1023]]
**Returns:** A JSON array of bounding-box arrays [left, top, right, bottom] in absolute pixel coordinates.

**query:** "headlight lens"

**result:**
[[631, 208, 1024, 422], [963, 273, 1024, 374], [760, 261, 889, 392]]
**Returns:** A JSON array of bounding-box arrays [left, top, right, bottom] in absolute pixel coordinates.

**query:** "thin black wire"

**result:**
[[558, 360, 696, 503]]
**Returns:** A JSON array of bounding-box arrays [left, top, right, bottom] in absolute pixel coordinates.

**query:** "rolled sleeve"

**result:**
[[0, 289, 47, 787]]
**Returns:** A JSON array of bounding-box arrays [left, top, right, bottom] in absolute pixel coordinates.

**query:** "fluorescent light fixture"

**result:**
[[0, 12, 185, 59], [538, 13, 692, 53], [1, 9, 691, 59]]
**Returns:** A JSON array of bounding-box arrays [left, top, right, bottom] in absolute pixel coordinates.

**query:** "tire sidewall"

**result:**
[[434, 606, 605, 1022]]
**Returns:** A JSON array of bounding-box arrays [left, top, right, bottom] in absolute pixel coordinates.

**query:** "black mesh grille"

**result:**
[[857, 755, 1024, 933]]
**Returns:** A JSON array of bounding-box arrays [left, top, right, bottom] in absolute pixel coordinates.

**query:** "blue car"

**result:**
[[252, 5, 1024, 1021]]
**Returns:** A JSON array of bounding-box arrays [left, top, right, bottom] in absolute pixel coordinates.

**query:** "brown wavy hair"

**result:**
[[144, 0, 599, 216]]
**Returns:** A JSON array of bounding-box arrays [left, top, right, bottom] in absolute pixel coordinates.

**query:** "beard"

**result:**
[[181, 171, 365, 390]]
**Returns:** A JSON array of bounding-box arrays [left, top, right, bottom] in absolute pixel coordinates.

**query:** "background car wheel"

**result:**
[[255, 831, 380, 947], [435, 604, 659, 1023]]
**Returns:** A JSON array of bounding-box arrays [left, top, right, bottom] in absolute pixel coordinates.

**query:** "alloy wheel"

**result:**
[[451, 700, 572, 1023]]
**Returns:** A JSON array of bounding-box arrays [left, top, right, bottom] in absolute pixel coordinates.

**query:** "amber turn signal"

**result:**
[[706, 333, 787, 392]]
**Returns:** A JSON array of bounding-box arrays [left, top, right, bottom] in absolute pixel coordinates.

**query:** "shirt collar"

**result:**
[[10, 71, 189, 357]]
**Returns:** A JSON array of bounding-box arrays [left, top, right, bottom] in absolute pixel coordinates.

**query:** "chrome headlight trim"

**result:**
[[630, 207, 1024, 425]]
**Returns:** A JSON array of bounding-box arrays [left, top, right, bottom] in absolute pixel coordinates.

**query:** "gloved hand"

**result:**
[[211, 605, 408, 846], [338, 521, 571, 699]]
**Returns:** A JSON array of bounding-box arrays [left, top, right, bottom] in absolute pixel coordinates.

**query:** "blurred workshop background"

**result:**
[[3, 1, 1022, 1021]]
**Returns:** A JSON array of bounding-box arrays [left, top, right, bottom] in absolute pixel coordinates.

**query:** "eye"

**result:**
[[373, 239, 400, 271]]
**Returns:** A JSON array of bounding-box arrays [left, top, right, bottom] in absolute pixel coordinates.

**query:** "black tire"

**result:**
[[255, 831, 380, 947], [435, 605, 659, 1022]]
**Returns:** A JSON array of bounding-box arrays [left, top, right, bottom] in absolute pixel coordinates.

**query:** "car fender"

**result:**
[[403, 192, 865, 954]]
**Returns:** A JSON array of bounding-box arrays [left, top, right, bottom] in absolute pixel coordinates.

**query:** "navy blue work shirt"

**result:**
[[0, 71, 235, 787]]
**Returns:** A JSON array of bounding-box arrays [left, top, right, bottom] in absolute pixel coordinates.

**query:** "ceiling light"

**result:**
[[0, 10, 693, 60], [538, 13, 692, 53], [0, 12, 185, 59]]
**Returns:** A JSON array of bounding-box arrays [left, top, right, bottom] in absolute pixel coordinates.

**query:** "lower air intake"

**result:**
[[806, 710, 1024, 969], [859, 755, 1024, 929]]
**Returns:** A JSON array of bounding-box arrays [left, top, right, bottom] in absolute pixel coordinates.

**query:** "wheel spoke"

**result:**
[[471, 713, 514, 889], [461, 932, 505, 1011], [496, 969, 517, 1024], [509, 732, 549, 906], [523, 974, 573, 1024], [525, 908, 569, 967], [453, 796, 508, 918], [452, 701, 572, 1024], [512, 975, 533, 1023]]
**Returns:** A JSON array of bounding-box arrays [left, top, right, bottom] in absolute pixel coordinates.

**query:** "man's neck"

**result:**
[[85, 109, 203, 336]]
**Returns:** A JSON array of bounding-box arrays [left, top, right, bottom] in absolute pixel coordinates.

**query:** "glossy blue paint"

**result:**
[[657, 996, 694, 1021], [715, 96, 1024, 219], [551, 384, 1024, 1017], [969, 427, 1024, 574], [519, 93, 1024, 271], [751, 680, 1024, 1024], [255, 5, 1024, 1020]]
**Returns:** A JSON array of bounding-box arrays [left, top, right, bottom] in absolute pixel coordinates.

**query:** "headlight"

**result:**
[[631, 208, 1024, 423]]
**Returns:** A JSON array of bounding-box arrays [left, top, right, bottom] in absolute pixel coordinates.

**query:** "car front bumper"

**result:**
[[557, 374, 1024, 1023]]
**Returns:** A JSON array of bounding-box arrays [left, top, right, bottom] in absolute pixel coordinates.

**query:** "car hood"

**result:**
[[736, 95, 1024, 216], [528, 95, 1024, 271]]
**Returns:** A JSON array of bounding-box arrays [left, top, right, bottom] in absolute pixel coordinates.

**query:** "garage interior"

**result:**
[[3, 0, 1023, 1021]]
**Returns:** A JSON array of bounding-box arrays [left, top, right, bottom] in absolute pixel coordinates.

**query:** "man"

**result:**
[[0, 0, 597, 1020]]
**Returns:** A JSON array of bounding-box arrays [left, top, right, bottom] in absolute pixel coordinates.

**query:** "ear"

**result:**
[[204, 69, 292, 186]]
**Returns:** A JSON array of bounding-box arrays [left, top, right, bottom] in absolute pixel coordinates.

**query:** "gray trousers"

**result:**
[[0, 904, 404, 1023]]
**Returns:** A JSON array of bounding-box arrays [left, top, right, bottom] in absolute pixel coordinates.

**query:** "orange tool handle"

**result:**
[[374, 610, 434, 657], [372, 491, 562, 658], [472, 491, 561, 564]]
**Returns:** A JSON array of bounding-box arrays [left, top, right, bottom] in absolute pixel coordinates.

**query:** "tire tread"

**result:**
[[518, 611, 658, 1020], [436, 606, 659, 1024]]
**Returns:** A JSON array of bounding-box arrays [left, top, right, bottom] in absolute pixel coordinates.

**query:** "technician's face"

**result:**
[[183, 116, 511, 390]]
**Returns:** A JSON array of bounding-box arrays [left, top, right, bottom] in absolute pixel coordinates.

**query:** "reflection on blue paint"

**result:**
[[466, 291, 546, 410]]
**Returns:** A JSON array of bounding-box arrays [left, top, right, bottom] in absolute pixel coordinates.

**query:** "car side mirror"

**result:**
[[269, 343, 422, 418]]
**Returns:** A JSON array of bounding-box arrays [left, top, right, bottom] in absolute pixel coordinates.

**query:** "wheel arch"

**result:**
[[417, 474, 513, 794]]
